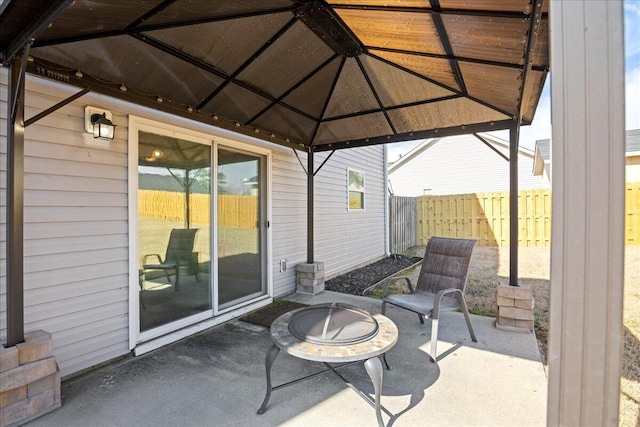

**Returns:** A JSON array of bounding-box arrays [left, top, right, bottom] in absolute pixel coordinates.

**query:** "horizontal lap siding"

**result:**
[[314, 147, 386, 277], [0, 71, 130, 377], [270, 146, 387, 296]]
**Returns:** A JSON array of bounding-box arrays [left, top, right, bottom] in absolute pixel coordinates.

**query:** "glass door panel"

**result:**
[[138, 131, 211, 332], [217, 147, 266, 310]]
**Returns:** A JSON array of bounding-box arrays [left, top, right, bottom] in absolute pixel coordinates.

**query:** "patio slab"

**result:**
[[26, 291, 547, 427]]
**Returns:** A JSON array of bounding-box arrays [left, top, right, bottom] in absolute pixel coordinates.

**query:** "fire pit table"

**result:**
[[257, 303, 398, 427]]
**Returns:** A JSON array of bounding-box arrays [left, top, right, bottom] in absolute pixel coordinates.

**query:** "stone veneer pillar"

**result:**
[[296, 262, 325, 295], [496, 282, 535, 333], [0, 330, 61, 426]]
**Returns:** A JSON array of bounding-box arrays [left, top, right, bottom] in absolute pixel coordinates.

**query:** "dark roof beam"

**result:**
[[31, 6, 298, 48], [246, 53, 339, 125], [314, 119, 515, 151], [429, 0, 467, 94], [473, 133, 509, 162], [331, 4, 547, 21], [24, 87, 90, 127], [132, 33, 317, 122], [516, 0, 545, 122], [196, 17, 297, 111], [355, 56, 396, 134], [367, 52, 513, 118], [310, 57, 346, 146], [2, 0, 73, 64], [124, 0, 178, 30], [25, 60, 302, 150], [321, 94, 462, 123], [368, 46, 548, 72]]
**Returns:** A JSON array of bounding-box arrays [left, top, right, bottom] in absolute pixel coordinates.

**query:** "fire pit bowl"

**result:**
[[287, 302, 379, 345]]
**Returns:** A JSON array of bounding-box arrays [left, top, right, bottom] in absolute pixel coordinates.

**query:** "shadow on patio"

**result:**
[[27, 291, 547, 427]]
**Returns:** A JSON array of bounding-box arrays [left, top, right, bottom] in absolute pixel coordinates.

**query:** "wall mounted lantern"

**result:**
[[84, 106, 115, 140]]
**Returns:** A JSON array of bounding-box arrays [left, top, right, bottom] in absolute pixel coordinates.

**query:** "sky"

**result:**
[[387, 1, 640, 162]]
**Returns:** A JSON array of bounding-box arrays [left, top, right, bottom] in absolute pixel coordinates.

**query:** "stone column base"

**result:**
[[496, 282, 535, 333], [296, 262, 325, 295], [0, 331, 61, 427]]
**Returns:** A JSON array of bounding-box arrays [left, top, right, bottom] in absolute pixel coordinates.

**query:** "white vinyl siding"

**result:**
[[1, 71, 130, 377], [270, 146, 387, 296], [388, 134, 550, 197], [1, 71, 387, 377]]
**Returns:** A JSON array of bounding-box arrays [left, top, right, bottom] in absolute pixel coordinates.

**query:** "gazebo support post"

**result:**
[[5, 55, 26, 347], [509, 121, 520, 287], [307, 149, 314, 264]]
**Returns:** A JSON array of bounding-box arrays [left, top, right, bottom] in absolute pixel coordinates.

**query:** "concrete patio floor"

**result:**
[[26, 291, 547, 427]]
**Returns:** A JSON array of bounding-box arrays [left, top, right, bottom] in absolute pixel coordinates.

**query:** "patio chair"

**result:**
[[142, 228, 199, 291], [381, 236, 477, 361]]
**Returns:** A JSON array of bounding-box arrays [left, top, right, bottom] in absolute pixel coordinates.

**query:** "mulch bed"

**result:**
[[326, 255, 422, 296]]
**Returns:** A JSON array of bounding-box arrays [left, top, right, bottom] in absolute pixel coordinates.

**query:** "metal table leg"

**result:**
[[257, 344, 280, 414], [364, 356, 384, 427]]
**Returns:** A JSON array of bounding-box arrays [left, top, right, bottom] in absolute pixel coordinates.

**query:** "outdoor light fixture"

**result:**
[[90, 113, 115, 139], [84, 106, 115, 140]]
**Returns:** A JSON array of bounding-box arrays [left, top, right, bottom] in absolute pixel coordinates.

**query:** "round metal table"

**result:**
[[257, 304, 398, 427]]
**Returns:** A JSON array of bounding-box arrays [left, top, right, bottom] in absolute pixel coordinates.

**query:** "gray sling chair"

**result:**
[[142, 228, 199, 292], [381, 236, 478, 361]]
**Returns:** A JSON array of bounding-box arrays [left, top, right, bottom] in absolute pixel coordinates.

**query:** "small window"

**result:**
[[348, 169, 365, 210]]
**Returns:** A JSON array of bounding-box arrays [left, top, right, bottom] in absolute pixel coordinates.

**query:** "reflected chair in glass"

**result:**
[[142, 228, 199, 291], [381, 236, 477, 361]]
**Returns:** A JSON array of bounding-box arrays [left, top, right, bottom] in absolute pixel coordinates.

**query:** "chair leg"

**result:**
[[174, 268, 180, 292], [418, 314, 425, 324], [381, 301, 386, 315], [459, 296, 477, 342], [430, 317, 439, 361]]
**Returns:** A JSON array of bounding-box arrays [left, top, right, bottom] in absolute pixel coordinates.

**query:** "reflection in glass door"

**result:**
[[138, 131, 211, 332], [217, 147, 267, 310]]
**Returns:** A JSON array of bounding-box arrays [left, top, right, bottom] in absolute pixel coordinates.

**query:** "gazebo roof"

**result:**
[[0, 0, 549, 152]]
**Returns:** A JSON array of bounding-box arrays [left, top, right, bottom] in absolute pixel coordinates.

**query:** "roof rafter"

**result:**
[[314, 118, 515, 151], [429, 0, 467, 94], [322, 94, 462, 123], [366, 52, 513, 118], [247, 53, 340, 125], [516, 0, 545, 123], [196, 17, 297, 111], [31, 6, 298, 48], [355, 56, 396, 134], [330, 4, 546, 21], [124, 0, 178, 30], [129, 33, 317, 122], [368, 46, 548, 72], [310, 56, 346, 146]]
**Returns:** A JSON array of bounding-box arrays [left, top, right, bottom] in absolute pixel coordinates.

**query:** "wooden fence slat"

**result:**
[[405, 184, 638, 247]]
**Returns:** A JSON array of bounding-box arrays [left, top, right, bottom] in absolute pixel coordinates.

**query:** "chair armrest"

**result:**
[[381, 276, 413, 298], [142, 254, 163, 266], [433, 288, 464, 319]]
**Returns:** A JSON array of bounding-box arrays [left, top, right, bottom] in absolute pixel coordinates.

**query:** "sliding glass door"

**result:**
[[137, 131, 211, 332], [216, 147, 268, 310], [131, 117, 270, 341]]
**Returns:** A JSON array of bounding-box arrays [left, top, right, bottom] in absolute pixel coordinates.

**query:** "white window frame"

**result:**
[[347, 168, 365, 211]]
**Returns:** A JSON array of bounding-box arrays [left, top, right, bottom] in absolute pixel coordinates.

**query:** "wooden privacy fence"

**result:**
[[138, 190, 258, 228], [416, 189, 551, 247], [410, 182, 640, 247], [389, 196, 417, 254]]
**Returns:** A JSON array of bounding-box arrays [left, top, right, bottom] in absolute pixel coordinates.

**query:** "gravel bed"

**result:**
[[325, 255, 422, 296]]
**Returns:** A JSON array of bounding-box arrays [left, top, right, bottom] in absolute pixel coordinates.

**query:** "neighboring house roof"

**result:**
[[533, 128, 640, 176], [387, 133, 545, 196], [388, 132, 534, 174], [533, 139, 550, 176], [628, 129, 640, 154]]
